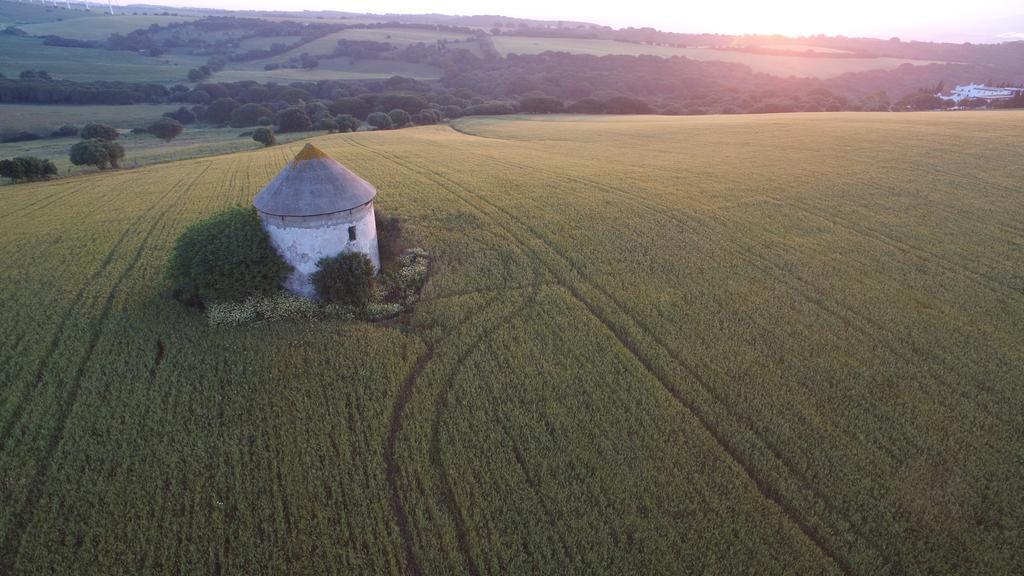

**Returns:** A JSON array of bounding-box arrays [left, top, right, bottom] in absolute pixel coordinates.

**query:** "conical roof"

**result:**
[[253, 144, 377, 217]]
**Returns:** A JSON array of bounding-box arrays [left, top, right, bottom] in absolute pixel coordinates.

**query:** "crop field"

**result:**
[[0, 104, 181, 135], [0, 34, 203, 83], [17, 13, 198, 41], [260, 27, 480, 65], [215, 59, 444, 83], [0, 112, 1022, 574], [491, 36, 943, 77], [0, 124, 323, 179]]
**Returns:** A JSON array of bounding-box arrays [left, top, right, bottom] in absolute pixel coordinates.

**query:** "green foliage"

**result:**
[[252, 126, 275, 147], [69, 138, 124, 169], [79, 123, 119, 141], [274, 106, 312, 132], [206, 293, 321, 326], [366, 111, 393, 130], [0, 156, 57, 182], [315, 117, 339, 132], [205, 97, 240, 124], [328, 97, 370, 119], [311, 251, 376, 308], [334, 114, 360, 132], [388, 108, 411, 127], [230, 103, 273, 128], [146, 117, 184, 142], [167, 206, 291, 304]]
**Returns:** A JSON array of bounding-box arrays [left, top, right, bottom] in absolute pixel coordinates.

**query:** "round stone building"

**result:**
[[253, 143, 380, 298]]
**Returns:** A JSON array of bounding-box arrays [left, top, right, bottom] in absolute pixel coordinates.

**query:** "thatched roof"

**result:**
[[253, 143, 377, 217]]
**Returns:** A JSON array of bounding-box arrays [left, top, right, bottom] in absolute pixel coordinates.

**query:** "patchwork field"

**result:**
[[491, 36, 943, 77], [0, 34, 203, 83], [0, 112, 1022, 575]]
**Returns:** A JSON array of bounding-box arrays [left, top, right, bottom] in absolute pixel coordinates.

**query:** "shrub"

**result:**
[[519, 95, 564, 113], [413, 109, 442, 125], [1, 131, 41, 143], [366, 111, 393, 130], [388, 108, 411, 127], [462, 101, 517, 116], [335, 114, 360, 132], [168, 207, 291, 304], [207, 293, 321, 327], [566, 97, 604, 114], [50, 124, 79, 138], [147, 117, 184, 141], [328, 97, 371, 119], [252, 127, 275, 147], [0, 156, 58, 183], [394, 248, 429, 305], [70, 139, 124, 169], [375, 212, 404, 267], [312, 251, 376, 308], [80, 123, 119, 141], [163, 106, 197, 124], [230, 103, 273, 128], [316, 117, 339, 132], [205, 97, 239, 124], [442, 104, 463, 118], [274, 106, 312, 132]]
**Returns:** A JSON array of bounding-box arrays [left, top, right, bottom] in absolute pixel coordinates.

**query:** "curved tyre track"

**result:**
[[348, 138, 856, 575]]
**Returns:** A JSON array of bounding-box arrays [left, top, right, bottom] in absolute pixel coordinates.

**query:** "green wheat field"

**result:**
[[0, 112, 1021, 575]]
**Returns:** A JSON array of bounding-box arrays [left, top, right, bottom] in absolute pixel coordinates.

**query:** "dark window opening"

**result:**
[[348, 225, 357, 242]]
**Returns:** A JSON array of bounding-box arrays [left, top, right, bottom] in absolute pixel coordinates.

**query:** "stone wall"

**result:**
[[259, 202, 380, 298]]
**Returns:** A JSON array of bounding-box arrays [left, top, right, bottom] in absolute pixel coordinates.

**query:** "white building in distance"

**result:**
[[938, 84, 1024, 103], [253, 143, 380, 298]]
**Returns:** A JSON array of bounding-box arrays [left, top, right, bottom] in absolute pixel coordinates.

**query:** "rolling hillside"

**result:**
[[492, 36, 944, 78], [0, 112, 1022, 574]]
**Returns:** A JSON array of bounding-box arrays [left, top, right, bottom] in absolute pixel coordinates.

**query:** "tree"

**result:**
[[519, 95, 564, 113], [252, 127, 275, 147], [70, 139, 125, 170], [80, 123, 119, 141], [366, 111, 394, 130], [163, 106, 196, 124], [388, 108, 411, 127], [230, 103, 273, 128], [335, 114, 360, 132], [50, 125, 79, 138], [147, 117, 183, 142], [311, 251, 376, 308], [0, 157, 57, 183], [168, 207, 291, 304], [205, 97, 239, 124], [274, 107, 312, 132], [328, 97, 371, 119], [413, 109, 442, 125], [316, 117, 339, 132]]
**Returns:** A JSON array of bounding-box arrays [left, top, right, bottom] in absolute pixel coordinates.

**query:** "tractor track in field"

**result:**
[[427, 281, 543, 576], [347, 138, 855, 575], [0, 167, 205, 451], [0, 181, 90, 223], [353, 137, 556, 574], [487, 151, 1016, 431], [384, 342, 433, 576], [0, 164, 208, 573], [472, 154, 904, 554], [383, 278, 520, 575]]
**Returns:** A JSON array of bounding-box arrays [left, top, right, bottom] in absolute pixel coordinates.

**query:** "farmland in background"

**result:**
[[0, 112, 1022, 574], [17, 13, 199, 41], [492, 36, 944, 78], [0, 34, 204, 83]]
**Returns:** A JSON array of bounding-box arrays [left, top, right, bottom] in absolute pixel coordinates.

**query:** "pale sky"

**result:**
[[147, 0, 1024, 43]]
